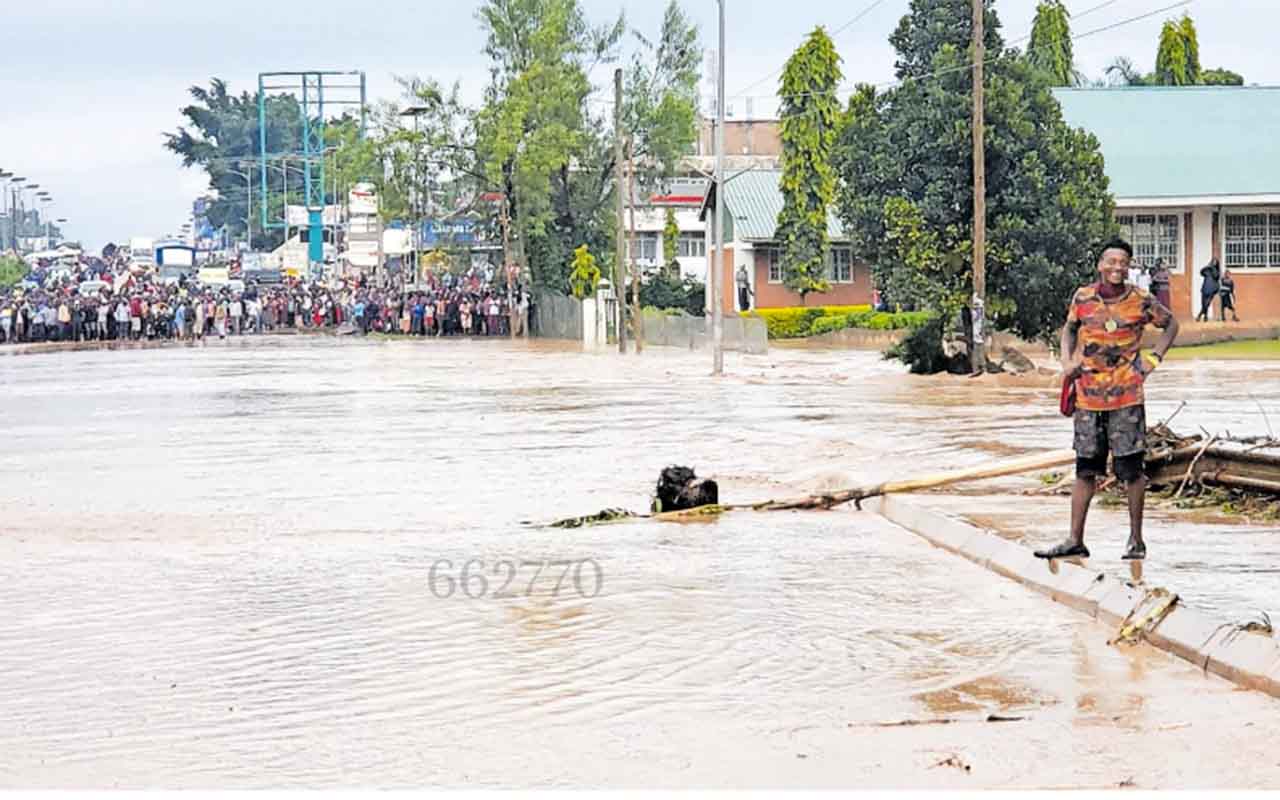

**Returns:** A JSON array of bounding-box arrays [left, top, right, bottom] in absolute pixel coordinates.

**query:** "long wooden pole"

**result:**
[[628, 138, 643, 353], [970, 0, 987, 375], [549, 449, 1080, 526], [614, 68, 628, 354]]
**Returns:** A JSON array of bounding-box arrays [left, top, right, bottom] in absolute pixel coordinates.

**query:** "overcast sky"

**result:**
[[3, 0, 1274, 250]]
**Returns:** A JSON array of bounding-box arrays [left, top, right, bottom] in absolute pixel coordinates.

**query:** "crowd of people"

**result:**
[[0, 252, 531, 345]]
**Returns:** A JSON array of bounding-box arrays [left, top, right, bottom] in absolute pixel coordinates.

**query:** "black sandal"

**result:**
[[1034, 541, 1090, 560], [1122, 542, 1147, 561]]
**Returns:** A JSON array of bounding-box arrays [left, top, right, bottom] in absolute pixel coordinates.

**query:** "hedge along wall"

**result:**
[[741, 304, 932, 339]]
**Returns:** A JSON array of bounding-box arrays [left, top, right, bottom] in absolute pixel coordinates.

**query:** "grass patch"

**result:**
[[1165, 338, 1280, 361]]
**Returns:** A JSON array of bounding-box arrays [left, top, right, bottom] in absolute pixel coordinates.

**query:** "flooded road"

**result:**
[[1, 337, 1277, 788]]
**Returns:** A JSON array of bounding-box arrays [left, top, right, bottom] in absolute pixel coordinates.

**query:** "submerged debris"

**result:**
[[548, 508, 637, 529], [1109, 587, 1179, 647]]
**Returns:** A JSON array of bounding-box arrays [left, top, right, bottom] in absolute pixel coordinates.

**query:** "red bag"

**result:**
[[1059, 375, 1078, 417]]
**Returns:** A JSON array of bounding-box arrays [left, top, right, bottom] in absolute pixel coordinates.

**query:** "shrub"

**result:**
[[808, 314, 850, 336], [742, 304, 930, 338], [883, 314, 969, 374], [641, 271, 705, 317]]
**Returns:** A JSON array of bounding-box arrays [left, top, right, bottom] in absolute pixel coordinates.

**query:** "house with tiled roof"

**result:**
[[699, 169, 872, 313], [1055, 86, 1280, 321]]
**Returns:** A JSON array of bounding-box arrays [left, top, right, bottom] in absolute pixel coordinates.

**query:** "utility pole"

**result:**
[[628, 138, 643, 353], [712, 0, 726, 376], [970, 0, 987, 375], [613, 68, 628, 353]]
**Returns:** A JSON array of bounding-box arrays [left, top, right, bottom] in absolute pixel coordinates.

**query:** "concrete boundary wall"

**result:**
[[865, 495, 1280, 700], [641, 310, 768, 355]]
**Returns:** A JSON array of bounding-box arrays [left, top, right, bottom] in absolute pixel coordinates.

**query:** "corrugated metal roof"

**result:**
[[722, 169, 846, 241], [1053, 86, 1280, 199]]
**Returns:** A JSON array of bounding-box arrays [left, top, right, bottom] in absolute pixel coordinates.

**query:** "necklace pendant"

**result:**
[[1104, 319, 1118, 333]]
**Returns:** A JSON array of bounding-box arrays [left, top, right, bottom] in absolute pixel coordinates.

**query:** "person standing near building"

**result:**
[[1150, 258, 1172, 312], [1035, 238, 1179, 562], [1196, 258, 1220, 322], [736, 264, 753, 312], [1219, 269, 1239, 322]]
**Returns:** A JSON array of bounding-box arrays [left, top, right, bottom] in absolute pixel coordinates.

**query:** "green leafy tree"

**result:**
[[1027, 1, 1076, 86], [662, 207, 679, 269], [834, 0, 1117, 367], [776, 26, 841, 302], [329, 76, 477, 225], [0, 254, 28, 288], [1154, 14, 1201, 86], [473, 0, 624, 292], [568, 244, 602, 299], [623, 1, 700, 180], [164, 79, 306, 250], [473, 0, 697, 295], [1201, 67, 1244, 86]]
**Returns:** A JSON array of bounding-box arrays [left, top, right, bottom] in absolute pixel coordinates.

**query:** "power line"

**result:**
[[727, 0, 896, 101], [740, 0, 1193, 110]]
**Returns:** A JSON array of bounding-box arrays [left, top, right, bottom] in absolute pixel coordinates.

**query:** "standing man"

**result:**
[[1036, 238, 1180, 562], [736, 263, 753, 312], [1196, 258, 1220, 322]]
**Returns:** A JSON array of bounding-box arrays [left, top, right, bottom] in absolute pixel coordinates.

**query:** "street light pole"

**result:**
[[712, 0, 726, 376], [7, 177, 24, 252], [0, 171, 10, 251], [228, 165, 254, 251]]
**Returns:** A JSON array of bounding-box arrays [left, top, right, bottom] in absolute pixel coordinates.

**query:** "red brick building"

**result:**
[[1056, 86, 1280, 321], [699, 170, 873, 315]]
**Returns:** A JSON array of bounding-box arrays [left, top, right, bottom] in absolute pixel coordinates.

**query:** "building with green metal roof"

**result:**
[[1054, 86, 1280, 321], [699, 169, 870, 314]]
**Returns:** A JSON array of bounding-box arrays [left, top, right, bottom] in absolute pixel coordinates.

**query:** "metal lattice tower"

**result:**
[[258, 71, 366, 274]]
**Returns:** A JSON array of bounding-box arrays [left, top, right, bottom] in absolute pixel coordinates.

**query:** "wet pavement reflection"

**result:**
[[0, 338, 1276, 788]]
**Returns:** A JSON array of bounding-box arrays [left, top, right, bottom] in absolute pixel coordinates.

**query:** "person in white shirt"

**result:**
[[229, 295, 243, 335], [114, 301, 130, 341]]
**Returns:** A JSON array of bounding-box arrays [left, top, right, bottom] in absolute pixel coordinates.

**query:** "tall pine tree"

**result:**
[[1027, 0, 1075, 86], [776, 27, 842, 302], [1154, 14, 1201, 85]]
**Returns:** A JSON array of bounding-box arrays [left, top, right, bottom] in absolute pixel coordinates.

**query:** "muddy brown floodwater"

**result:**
[[0, 337, 1277, 788]]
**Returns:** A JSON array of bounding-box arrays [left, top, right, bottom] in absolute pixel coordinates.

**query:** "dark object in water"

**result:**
[[654, 465, 719, 512]]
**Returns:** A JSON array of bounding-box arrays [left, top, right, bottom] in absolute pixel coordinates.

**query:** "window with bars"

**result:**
[[677, 233, 706, 259], [766, 248, 783, 283], [1224, 211, 1280, 269], [828, 247, 854, 283], [1115, 213, 1180, 271], [627, 235, 658, 263]]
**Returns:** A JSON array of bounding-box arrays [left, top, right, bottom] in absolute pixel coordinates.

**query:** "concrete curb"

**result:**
[[865, 495, 1280, 700]]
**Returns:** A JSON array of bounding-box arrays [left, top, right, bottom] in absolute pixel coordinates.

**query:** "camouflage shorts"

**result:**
[[1073, 405, 1146, 460]]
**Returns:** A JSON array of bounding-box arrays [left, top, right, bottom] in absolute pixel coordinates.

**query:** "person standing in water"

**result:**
[[1036, 238, 1179, 562]]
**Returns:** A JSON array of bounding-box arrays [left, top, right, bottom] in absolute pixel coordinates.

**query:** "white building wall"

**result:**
[[625, 206, 708, 280], [1190, 207, 1214, 317]]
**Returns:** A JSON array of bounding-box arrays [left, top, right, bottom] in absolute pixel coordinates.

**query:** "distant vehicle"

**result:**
[[156, 244, 196, 285], [197, 266, 230, 285], [77, 280, 109, 296], [129, 237, 155, 269], [245, 269, 284, 285]]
